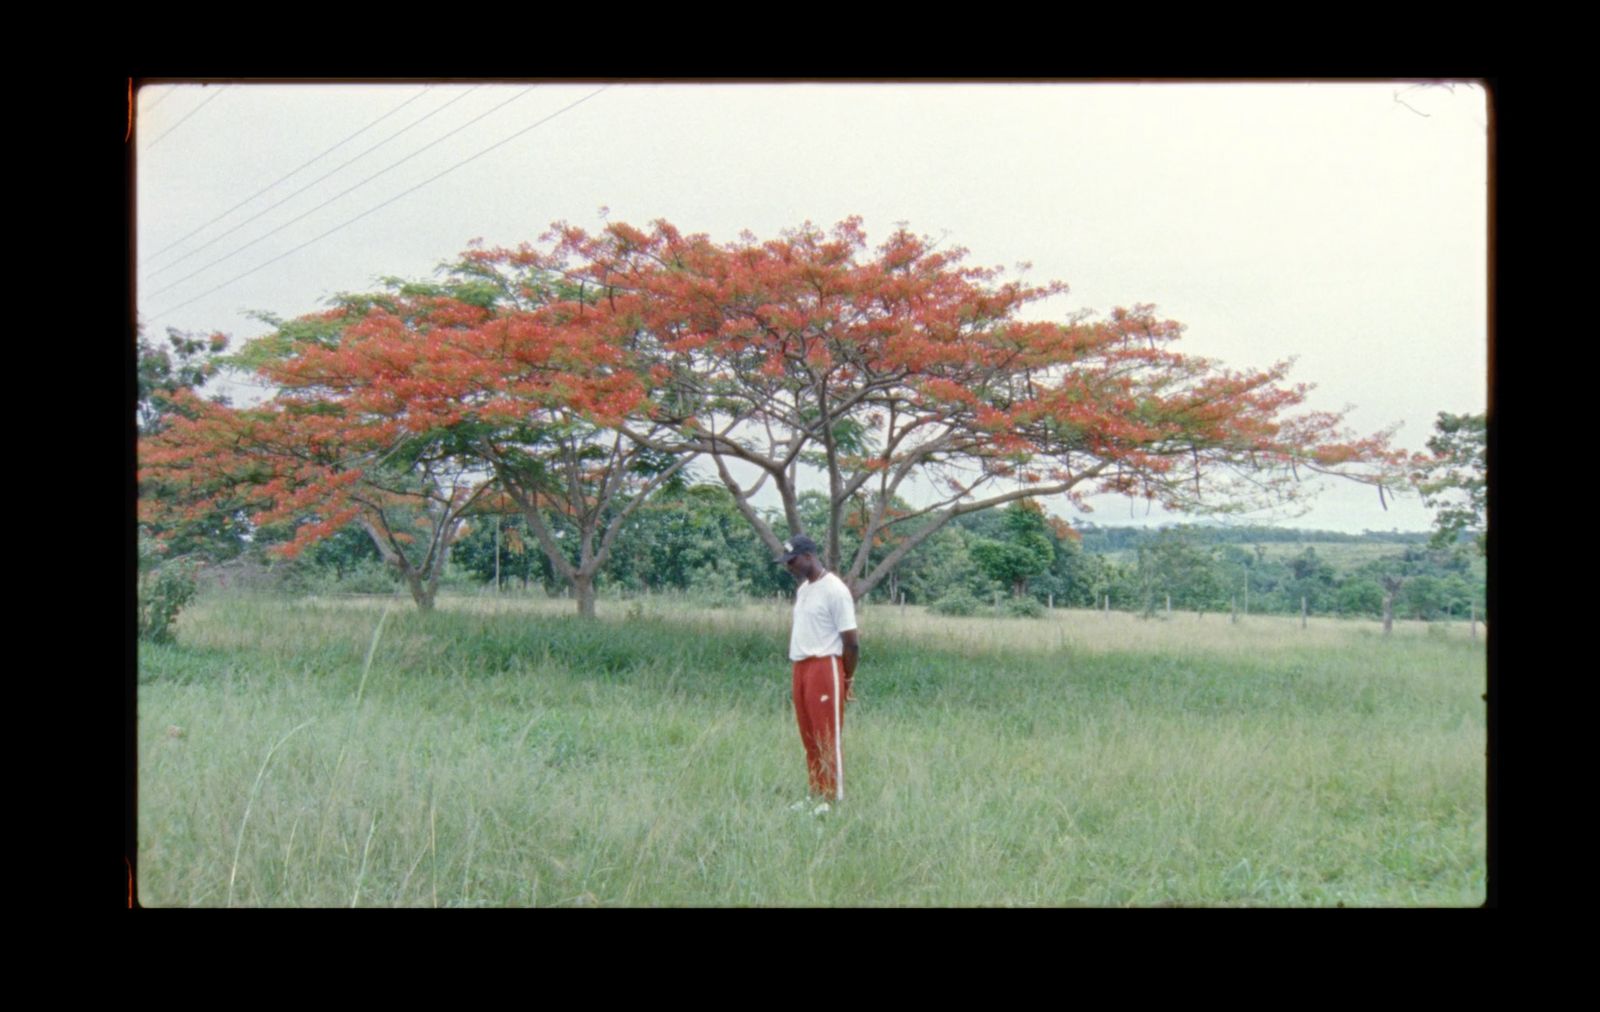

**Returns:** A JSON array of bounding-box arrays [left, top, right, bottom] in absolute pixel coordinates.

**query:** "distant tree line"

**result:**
[[1074, 523, 1433, 554], [275, 481, 1483, 623], [140, 315, 1482, 628]]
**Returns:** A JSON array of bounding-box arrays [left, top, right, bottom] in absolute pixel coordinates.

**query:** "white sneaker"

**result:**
[[789, 799, 812, 813], [811, 801, 831, 816]]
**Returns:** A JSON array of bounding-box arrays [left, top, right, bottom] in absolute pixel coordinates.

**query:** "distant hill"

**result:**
[[1071, 523, 1432, 556]]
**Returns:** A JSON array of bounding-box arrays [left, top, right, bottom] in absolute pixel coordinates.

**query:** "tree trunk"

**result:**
[[1380, 576, 1403, 636], [574, 573, 597, 620], [405, 573, 436, 612]]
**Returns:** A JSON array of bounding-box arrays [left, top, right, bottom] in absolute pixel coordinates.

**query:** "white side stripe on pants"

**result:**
[[831, 655, 844, 801]]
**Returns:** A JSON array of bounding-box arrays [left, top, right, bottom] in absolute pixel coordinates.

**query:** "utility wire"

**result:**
[[144, 85, 228, 150], [144, 86, 477, 282], [142, 86, 433, 269], [144, 86, 498, 294], [146, 85, 611, 324], [145, 85, 526, 300]]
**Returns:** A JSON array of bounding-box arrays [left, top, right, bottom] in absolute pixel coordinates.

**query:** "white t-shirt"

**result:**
[[789, 571, 858, 661]]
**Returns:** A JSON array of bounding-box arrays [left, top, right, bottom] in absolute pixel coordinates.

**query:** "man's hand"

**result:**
[[841, 629, 859, 682]]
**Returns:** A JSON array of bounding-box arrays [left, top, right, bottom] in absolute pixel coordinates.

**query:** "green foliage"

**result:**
[[137, 539, 198, 644], [1032, 533, 1098, 608], [1336, 579, 1385, 618], [258, 482, 1488, 623], [1135, 527, 1226, 615], [304, 524, 383, 579], [970, 539, 1042, 594], [325, 559, 402, 594], [606, 484, 784, 597], [227, 310, 345, 371], [1093, 557, 1139, 611], [1283, 547, 1336, 608], [929, 589, 983, 616], [453, 512, 554, 591], [686, 558, 751, 609], [136, 326, 229, 435], [1398, 575, 1448, 621], [272, 555, 401, 596], [1350, 541, 1472, 621], [1002, 596, 1046, 619], [904, 527, 1000, 605], [1414, 411, 1487, 556], [964, 502, 1054, 598]]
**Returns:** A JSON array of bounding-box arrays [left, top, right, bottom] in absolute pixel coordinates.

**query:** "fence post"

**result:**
[[1231, 596, 1238, 624], [1301, 595, 1308, 630], [1166, 593, 1171, 617], [1103, 594, 1110, 618], [1470, 602, 1478, 642]]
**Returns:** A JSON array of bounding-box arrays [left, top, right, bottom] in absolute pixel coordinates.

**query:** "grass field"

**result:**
[[135, 591, 1488, 906]]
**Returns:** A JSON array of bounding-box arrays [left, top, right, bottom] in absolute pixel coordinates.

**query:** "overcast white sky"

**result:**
[[135, 80, 1489, 535]]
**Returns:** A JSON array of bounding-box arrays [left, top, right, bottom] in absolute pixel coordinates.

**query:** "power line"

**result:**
[[145, 85, 611, 324], [141, 86, 434, 268], [144, 85, 228, 150], [144, 85, 526, 301], [144, 86, 478, 281]]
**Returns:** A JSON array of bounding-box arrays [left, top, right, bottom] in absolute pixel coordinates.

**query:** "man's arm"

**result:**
[[841, 629, 859, 679]]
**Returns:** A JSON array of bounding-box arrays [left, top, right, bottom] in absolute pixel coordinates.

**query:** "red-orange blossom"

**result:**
[[141, 216, 1409, 606]]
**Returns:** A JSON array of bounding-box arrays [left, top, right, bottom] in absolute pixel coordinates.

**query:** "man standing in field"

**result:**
[[778, 535, 859, 816]]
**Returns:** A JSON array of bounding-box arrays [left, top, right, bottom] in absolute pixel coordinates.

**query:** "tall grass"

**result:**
[[136, 592, 1487, 906]]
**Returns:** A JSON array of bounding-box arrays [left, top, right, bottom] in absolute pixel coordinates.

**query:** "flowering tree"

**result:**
[[497, 217, 1407, 599], [135, 325, 257, 559], [432, 250, 692, 618], [140, 370, 489, 613], [144, 216, 1410, 611], [142, 257, 685, 617], [478, 422, 688, 618]]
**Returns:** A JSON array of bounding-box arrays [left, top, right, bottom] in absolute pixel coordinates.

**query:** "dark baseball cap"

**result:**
[[778, 535, 819, 563]]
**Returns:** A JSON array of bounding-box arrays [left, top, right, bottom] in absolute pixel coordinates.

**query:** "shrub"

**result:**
[[687, 559, 750, 609], [1003, 596, 1046, 619], [139, 561, 198, 643], [1336, 579, 1385, 618], [274, 555, 400, 596], [929, 590, 981, 617], [329, 559, 403, 594]]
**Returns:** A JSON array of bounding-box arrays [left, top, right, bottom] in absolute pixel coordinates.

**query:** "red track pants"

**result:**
[[792, 655, 850, 801]]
